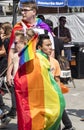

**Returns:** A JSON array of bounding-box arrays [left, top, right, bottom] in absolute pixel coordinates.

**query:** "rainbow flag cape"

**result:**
[[14, 35, 65, 130], [9, 18, 50, 50]]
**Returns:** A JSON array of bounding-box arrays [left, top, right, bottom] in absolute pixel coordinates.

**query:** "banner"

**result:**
[[68, 0, 84, 7], [36, 0, 66, 7]]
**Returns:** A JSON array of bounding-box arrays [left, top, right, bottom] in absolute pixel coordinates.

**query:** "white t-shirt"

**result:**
[[33, 27, 54, 49], [12, 53, 19, 77]]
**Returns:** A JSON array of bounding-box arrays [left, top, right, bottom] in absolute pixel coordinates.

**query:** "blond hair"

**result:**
[[26, 29, 35, 42], [15, 29, 35, 44], [21, 1, 38, 12], [15, 30, 27, 43]]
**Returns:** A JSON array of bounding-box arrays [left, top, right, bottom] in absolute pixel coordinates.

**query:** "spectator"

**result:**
[[37, 34, 75, 130], [45, 19, 64, 59], [54, 16, 72, 61], [7, 0, 54, 88], [0, 22, 12, 97], [12, 29, 65, 130], [0, 22, 16, 118], [37, 14, 45, 21], [9, 29, 36, 77], [37, 34, 65, 130], [0, 22, 12, 76]]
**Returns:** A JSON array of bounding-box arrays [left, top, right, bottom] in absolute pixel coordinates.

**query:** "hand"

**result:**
[[6, 75, 14, 87], [59, 36, 67, 41]]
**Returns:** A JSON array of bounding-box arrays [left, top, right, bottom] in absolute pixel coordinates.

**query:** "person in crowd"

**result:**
[[45, 19, 64, 59], [11, 28, 65, 130], [0, 23, 6, 110], [0, 22, 16, 118], [44, 19, 67, 84], [9, 29, 35, 78], [7, 0, 54, 93], [0, 24, 11, 129], [37, 34, 75, 130], [0, 22, 9, 77], [0, 22, 12, 79], [36, 33, 61, 95], [45, 19, 75, 130], [37, 14, 45, 21], [0, 22, 12, 106], [54, 16, 72, 62], [6, 29, 35, 130]]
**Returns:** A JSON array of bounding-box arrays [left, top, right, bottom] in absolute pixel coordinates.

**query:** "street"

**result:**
[[2, 78, 84, 130]]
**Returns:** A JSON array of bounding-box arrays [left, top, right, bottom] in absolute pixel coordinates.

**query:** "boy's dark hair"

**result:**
[[59, 16, 66, 22], [37, 34, 50, 48], [45, 19, 53, 31]]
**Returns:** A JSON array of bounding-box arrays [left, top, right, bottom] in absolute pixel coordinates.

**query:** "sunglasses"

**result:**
[[61, 19, 66, 22], [20, 8, 33, 12]]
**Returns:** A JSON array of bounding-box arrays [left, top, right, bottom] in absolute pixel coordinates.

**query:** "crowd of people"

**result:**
[[0, 0, 83, 130]]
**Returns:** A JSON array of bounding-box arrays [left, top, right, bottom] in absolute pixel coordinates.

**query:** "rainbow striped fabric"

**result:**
[[14, 35, 65, 130], [9, 18, 50, 50], [19, 34, 38, 66]]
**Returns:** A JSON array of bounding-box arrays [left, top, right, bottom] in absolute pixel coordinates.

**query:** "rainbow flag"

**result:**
[[9, 18, 50, 50], [14, 36, 65, 130], [19, 34, 38, 66]]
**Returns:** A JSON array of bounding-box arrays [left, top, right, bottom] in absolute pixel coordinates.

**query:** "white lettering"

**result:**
[[60, 70, 71, 78], [37, 1, 64, 6]]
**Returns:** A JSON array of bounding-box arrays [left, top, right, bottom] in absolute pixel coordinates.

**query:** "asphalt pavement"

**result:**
[[2, 78, 84, 130]]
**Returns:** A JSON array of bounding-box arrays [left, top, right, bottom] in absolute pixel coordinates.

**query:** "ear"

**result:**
[[24, 42, 27, 45], [33, 9, 36, 15], [37, 45, 41, 50]]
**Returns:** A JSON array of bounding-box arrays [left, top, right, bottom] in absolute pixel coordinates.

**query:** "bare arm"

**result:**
[[59, 36, 71, 43], [54, 76, 60, 87], [6, 48, 14, 86]]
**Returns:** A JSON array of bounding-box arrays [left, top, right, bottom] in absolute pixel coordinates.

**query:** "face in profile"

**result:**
[[39, 39, 52, 56], [21, 6, 36, 21], [60, 19, 66, 26], [14, 35, 26, 53]]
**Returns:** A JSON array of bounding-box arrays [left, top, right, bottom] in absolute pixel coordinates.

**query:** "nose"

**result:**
[[49, 45, 52, 50]]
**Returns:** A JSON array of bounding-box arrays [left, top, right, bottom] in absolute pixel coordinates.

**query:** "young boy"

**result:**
[[36, 34, 75, 130], [12, 30, 65, 130], [37, 34, 61, 87], [10, 29, 36, 78]]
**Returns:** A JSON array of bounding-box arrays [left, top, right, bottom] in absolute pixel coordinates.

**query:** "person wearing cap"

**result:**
[[54, 16, 72, 62]]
